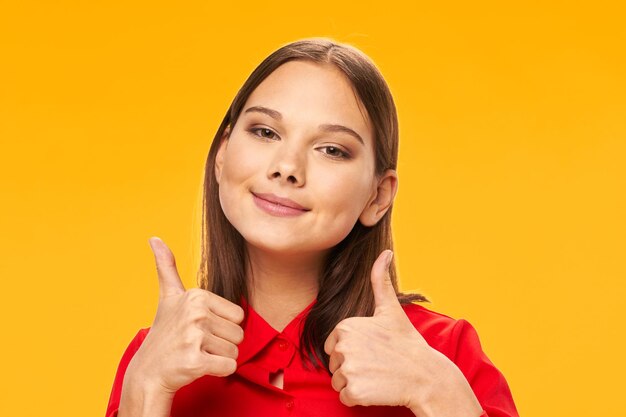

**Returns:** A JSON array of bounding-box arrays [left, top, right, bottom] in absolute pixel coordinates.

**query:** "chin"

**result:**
[[242, 232, 307, 254], [244, 229, 348, 257], [247, 242, 314, 257], [225, 210, 357, 256]]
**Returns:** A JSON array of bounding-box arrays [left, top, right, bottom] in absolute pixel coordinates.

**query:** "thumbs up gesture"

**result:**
[[324, 250, 482, 416], [125, 237, 245, 396]]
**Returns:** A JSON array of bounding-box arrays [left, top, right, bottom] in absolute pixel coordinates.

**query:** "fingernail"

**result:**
[[148, 237, 160, 253], [385, 250, 394, 269]]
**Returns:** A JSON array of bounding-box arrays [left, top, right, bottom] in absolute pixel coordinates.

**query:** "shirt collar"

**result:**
[[236, 297, 316, 366]]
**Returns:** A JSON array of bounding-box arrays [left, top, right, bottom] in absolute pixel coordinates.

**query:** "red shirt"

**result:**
[[105, 301, 519, 417]]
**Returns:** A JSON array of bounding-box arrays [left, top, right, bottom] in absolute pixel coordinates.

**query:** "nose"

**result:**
[[267, 143, 306, 186]]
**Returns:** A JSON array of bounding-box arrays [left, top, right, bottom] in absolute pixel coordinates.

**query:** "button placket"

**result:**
[[268, 336, 295, 370], [285, 399, 295, 410]]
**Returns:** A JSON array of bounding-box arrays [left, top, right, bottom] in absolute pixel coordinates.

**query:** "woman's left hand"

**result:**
[[323, 250, 484, 417]]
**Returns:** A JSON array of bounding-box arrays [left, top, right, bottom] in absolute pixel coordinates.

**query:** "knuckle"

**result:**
[[228, 343, 239, 359], [335, 317, 359, 333], [328, 354, 340, 373], [339, 361, 355, 377], [187, 307, 208, 324], [184, 289, 199, 302], [335, 321, 350, 333], [234, 326, 245, 344], [180, 335, 196, 350], [225, 358, 237, 375], [334, 340, 348, 354], [234, 306, 245, 323], [204, 335, 223, 354], [344, 384, 365, 405], [340, 387, 357, 407], [187, 358, 207, 376], [186, 288, 208, 303], [200, 310, 218, 330], [182, 351, 203, 371], [212, 358, 237, 377]]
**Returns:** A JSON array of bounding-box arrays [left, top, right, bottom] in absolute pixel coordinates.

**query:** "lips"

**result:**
[[251, 192, 310, 211]]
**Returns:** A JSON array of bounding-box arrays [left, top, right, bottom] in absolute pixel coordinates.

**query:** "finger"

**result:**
[[197, 310, 245, 345], [207, 293, 245, 325], [328, 350, 345, 374], [201, 333, 239, 360], [199, 352, 238, 377], [339, 386, 357, 407], [324, 328, 338, 356], [148, 236, 185, 299], [371, 250, 400, 312], [185, 289, 245, 325], [331, 367, 347, 392]]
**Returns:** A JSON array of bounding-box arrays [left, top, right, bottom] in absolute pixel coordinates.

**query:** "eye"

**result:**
[[248, 127, 279, 140], [319, 146, 351, 160]]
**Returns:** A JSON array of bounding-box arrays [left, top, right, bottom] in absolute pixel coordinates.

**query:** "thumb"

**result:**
[[371, 250, 400, 313], [148, 236, 186, 299]]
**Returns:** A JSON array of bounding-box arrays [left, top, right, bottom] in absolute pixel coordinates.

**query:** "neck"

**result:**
[[245, 244, 326, 331]]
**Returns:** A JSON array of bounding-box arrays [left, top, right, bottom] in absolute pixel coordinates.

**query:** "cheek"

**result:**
[[217, 140, 261, 219], [222, 139, 261, 182], [313, 165, 374, 224]]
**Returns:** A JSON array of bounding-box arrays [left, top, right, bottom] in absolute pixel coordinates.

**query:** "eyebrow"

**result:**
[[243, 105, 365, 146]]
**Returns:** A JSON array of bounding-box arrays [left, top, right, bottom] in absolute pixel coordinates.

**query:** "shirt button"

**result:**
[[279, 341, 288, 351], [285, 399, 294, 409]]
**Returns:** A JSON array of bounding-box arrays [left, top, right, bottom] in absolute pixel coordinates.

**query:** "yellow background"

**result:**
[[1, 1, 624, 416]]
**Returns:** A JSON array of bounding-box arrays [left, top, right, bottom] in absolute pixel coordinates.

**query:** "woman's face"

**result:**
[[215, 60, 395, 255]]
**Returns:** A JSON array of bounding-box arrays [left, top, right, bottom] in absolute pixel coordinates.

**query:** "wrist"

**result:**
[[124, 359, 177, 397], [406, 349, 482, 417], [118, 361, 177, 417], [119, 372, 176, 417]]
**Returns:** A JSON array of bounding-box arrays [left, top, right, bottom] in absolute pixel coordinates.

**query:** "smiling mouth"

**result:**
[[251, 192, 310, 217], [251, 192, 310, 211]]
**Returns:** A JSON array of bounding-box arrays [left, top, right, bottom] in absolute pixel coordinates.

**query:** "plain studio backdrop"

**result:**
[[0, 1, 624, 416]]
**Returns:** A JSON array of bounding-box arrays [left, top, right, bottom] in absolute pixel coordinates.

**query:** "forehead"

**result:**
[[241, 60, 373, 146]]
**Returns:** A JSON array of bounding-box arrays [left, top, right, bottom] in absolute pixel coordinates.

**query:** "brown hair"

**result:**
[[197, 37, 428, 370]]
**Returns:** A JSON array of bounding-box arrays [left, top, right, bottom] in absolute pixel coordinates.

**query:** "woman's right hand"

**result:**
[[124, 236, 245, 396]]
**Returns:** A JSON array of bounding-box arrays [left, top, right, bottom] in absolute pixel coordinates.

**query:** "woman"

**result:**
[[105, 38, 519, 417]]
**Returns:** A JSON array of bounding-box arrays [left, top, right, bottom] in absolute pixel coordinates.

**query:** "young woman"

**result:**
[[105, 38, 519, 417]]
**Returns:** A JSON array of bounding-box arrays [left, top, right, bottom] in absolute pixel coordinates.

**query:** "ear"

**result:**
[[358, 169, 398, 227], [214, 126, 231, 184]]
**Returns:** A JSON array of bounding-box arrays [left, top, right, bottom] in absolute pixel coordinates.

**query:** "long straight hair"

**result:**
[[198, 38, 428, 370]]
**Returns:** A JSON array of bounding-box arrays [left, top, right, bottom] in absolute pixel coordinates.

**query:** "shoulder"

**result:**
[[400, 302, 460, 341], [400, 303, 484, 361], [401, 304, 520, 416]]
